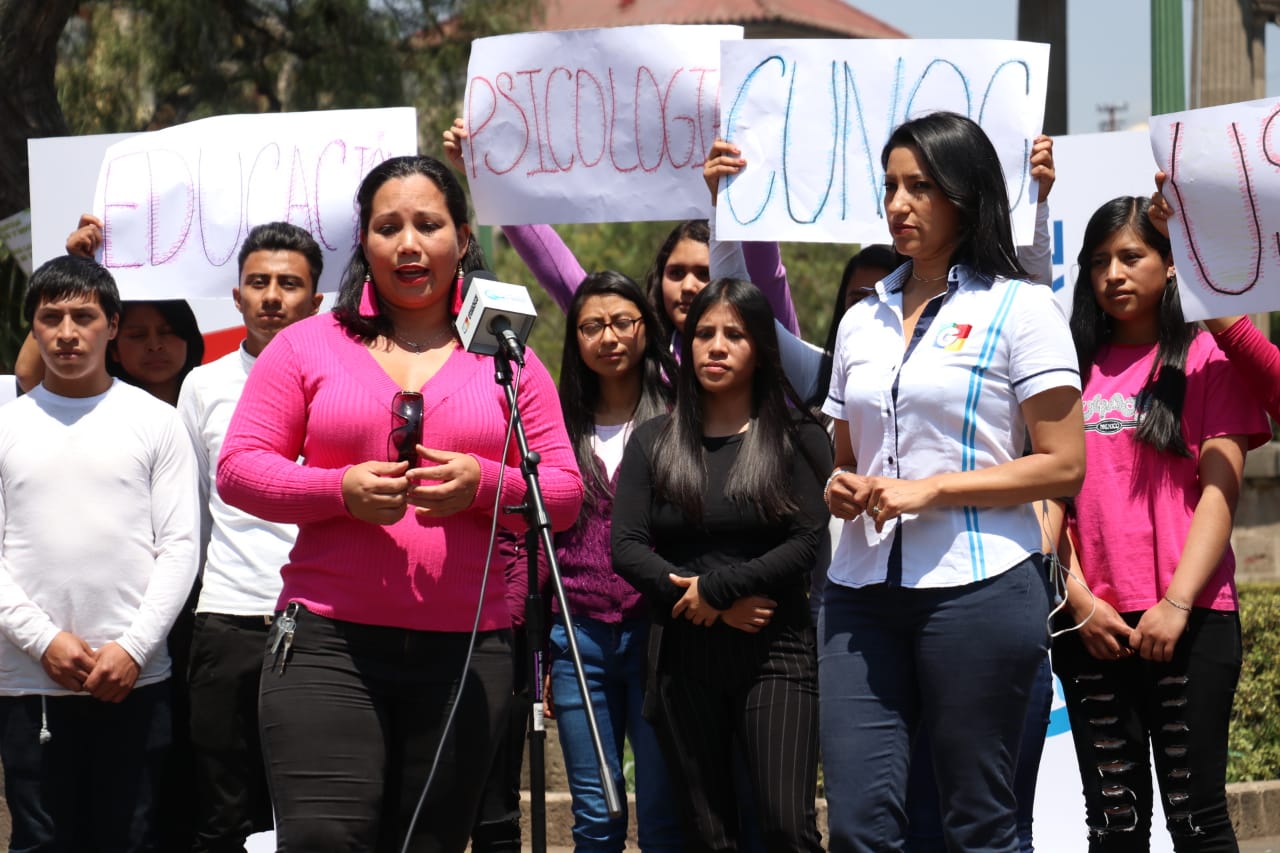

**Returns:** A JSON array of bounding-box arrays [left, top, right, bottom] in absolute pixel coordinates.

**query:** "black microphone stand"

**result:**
[[491, 346, 622, 853]]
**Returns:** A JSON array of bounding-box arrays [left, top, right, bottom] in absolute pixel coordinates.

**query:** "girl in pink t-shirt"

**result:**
[[1048, 196, 1270, 851]]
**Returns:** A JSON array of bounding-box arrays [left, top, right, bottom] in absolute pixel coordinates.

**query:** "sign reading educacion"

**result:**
[[90, 107, 417, 299]]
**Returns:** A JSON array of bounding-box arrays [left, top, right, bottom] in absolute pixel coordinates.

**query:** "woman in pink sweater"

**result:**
[[217, 155, 583, 853]]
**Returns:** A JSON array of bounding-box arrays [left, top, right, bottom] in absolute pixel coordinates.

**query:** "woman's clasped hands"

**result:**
[[342, 447, 482, 525], [826, 470, 939, 532]]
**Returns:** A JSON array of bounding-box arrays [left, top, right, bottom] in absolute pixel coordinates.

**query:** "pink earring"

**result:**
[[358, 273, 379, 317], [451, 263, 465, 315]]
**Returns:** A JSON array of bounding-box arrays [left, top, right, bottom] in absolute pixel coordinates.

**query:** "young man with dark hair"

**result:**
[[178, 222, 323, 851], [0, 254, 199, 850]]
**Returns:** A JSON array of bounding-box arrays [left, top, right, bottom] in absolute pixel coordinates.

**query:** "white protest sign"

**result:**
[[0, 209, 33, 275], [90, 107, 417, 299], [716, 40, 1049, 245], [29, 131, 134, 268], [1045, 130, 1159, 311], [1150, 97, 1280, 321], [30, 131, 245, 348], [463, 25, 742, 225]]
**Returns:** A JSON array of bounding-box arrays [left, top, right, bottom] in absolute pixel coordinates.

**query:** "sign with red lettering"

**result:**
[[87, 108, 417, 299], [463, 25, 743, 225], [1150, 96, 1280, 321], [716, 40, 1049, 245]]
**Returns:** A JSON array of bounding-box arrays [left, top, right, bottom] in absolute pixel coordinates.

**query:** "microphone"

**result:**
[[455, 270, 537, 366]]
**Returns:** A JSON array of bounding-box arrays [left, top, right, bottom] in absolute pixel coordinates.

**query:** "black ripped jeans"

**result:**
[[1052, 607, 1241, 853]]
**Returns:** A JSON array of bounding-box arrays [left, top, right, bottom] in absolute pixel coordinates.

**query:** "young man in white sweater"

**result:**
[[176, 222, 322, 852], [0, 255, 199, 851]]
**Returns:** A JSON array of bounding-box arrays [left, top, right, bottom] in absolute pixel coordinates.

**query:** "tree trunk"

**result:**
[[0, 0, 78, 219]]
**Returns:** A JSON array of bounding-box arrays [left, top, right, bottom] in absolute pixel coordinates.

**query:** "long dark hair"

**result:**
[[109, 299, 204, 391], [332, 155, 487, 340], [652, 278, 812, 523], [816, 243, 900, 405], [881, 111, 1026, 280], [560, 270, 677, 515], [1071, 195, 1193, 457], [643, 219, 710, 344]]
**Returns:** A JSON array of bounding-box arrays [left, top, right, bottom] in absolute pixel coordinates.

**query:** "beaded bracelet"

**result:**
[[1163, 595, 1191, 612]]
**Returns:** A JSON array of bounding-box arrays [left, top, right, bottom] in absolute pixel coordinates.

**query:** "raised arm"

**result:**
[[704, 139, 799, 333], [442, 117, 585, 314], [1207, 317, 1280, 422], [1015, 135, 1055, 285], [499, 224, 586, 315]]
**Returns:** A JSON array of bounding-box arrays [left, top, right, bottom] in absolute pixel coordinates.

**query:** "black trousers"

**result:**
[[188, 611, 275, 852], [0, 682, 171, 853], [651, 621, 822, 853], [470, 626, 530, 853], [259, 605, 514, 853], [1053, 607, 1241, 852]]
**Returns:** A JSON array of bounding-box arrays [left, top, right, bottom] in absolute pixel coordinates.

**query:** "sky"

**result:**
[[846, 0, 1280, 134]]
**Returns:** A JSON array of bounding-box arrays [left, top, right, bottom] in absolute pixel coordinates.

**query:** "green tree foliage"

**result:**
[[1230, 583, 1280, 782], [56, 0, 541, 146]]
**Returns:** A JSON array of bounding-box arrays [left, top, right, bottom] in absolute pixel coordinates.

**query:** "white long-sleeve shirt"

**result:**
[[178, 345, 296, 615], [0, 380, 199, 696]]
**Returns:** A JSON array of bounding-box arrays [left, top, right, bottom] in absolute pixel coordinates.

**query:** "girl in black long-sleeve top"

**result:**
[[612, 277, 831, 853]]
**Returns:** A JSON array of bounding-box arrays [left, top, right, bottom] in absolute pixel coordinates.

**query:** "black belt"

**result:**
[[207, 612, 275, 628]]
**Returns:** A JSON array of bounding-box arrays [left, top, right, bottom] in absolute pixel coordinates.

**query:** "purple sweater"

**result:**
[[553, 461, 646, 623]]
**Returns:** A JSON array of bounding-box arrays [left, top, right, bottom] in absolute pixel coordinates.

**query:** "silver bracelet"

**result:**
[[823, 466, 854, 504], [1163, 595, 1191, 612]]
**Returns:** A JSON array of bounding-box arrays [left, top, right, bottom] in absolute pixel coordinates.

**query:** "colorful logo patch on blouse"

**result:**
[[933, 322, 973, 352]]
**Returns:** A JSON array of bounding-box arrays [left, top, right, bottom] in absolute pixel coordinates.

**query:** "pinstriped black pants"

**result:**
[[649, 620, 823, 853]]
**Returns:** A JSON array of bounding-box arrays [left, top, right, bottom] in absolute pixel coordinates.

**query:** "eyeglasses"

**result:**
[[389, 390, 424, 466], [578, 316, 643, 341]]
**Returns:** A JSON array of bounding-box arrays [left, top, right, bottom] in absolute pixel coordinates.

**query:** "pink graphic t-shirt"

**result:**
[[1070, 332, 1270, 613]]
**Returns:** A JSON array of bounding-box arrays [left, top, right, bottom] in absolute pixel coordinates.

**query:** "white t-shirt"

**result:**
[[822, 263, 1079, 589], [0, 380, 199, 695], [178, 346, 298, 615], [590, 421, 632, 480]]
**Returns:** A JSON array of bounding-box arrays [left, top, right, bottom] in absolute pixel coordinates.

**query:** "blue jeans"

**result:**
[[549, 617, 683, 853], [819, 557, 1051, 853], [905, 653, 1054, 853]]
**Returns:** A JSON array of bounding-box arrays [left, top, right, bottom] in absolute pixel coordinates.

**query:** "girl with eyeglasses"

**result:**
[[1047, 195, 1269, 851], [217, 155, 582, 852], [538, 270, 685, 852]]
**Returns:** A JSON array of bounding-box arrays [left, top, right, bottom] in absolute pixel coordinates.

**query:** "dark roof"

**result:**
[[540, 0, 907, 38]]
